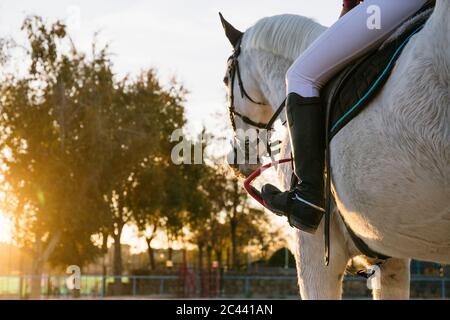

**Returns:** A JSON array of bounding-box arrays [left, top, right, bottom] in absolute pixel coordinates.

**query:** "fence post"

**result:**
[[219, 268, 224, 297], [132, 277, 137, 296], [196, 272, 201, 297], [101, 275, 106, 298], [244, 277, 250, 297], [160, 279, 165, 295], [19, 275, 23, 300]]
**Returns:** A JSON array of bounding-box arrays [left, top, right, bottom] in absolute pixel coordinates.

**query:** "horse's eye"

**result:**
[[223, 76, 229, 86]]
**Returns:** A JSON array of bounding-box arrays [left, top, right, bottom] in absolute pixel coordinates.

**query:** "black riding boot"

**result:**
[[261, 92, 325, 234]]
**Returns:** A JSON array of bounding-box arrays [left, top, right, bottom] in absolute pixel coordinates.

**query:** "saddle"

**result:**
[[320, 6, 434, 263], [323, 7, 433, 140]]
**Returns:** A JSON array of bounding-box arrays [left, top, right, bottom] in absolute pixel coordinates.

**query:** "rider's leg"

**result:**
[[262, 0, 429, 233], [287, 0, 429, 98]]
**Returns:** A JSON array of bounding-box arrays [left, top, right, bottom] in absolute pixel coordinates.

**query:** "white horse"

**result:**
[[221, 1, 449, 299]]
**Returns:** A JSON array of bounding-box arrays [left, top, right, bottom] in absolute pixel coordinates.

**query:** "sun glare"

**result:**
[[0, 211, 12, 244]]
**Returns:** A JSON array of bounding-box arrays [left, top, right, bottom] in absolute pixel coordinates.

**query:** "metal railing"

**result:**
[[0, 274, 448, 299]]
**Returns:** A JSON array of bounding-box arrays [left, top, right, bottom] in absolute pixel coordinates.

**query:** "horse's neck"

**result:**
[[253, 30, 323, 182], [257, 44, 324, 115], [254, 51, 292, 111]]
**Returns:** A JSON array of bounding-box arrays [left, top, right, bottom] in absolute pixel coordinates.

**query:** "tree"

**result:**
[[129, 159, 186, 270], [0, 16, 188, 296], [0, 17, 105, 296], [129, 162, 166, 270], [90, 58, 186, 290], [211, 168, 272, 270], [179, 129, 275, 272], [0, 38, 11, 68], [125, 80, 186, 270]]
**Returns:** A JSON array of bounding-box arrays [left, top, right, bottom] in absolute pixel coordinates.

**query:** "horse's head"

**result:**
[[219, 13, 274, 177]]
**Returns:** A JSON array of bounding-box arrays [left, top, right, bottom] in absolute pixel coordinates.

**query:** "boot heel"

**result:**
[[288, 215, 320, 234]]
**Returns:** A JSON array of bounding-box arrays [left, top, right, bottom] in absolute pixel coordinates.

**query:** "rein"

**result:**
[[243, 158, 292, 207]]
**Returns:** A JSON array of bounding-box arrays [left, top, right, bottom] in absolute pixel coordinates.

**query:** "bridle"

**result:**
[[226, 38, 286, 133], [226, 39, 331, 266], [224, 34, 332, 268], [227, 40, 266, 131], [223, 24, 392, 269], [226, 36, 292, 208]]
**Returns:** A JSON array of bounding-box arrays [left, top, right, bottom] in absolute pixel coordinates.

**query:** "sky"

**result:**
[[0, 0, 341, 134], [0, 0, 342, 251]]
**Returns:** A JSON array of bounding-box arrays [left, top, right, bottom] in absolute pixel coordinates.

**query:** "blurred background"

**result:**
[[0, 0, 448, 299]]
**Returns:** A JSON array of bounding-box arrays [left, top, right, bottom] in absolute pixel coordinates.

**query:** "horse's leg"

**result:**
[[372, 258, 411, 300], [293, 213, 351, 299]]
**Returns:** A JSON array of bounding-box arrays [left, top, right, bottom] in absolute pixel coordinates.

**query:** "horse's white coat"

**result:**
[[223, 1, 449, 299]]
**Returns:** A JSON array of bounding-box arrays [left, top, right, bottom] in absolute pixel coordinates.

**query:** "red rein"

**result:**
[[243, 158, 292, 208]]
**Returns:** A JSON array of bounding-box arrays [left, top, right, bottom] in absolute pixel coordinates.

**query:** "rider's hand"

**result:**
[[340, 0, 363, 18]]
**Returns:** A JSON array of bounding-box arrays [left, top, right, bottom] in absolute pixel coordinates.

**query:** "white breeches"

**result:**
[[286, 0, 429, 97]]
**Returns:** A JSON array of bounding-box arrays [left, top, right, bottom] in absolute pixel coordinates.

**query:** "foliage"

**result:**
[[0, 16, 281, 276], [0, 16, 186, 269]]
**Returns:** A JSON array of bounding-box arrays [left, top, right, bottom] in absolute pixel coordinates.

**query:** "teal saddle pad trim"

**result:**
[[324, 5, 433, 142], [330, 24, 425, 134]]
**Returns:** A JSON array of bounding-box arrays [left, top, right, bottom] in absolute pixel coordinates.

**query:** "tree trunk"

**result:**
[[145, 237, 156, 271], [215, 249, 223, 268], [113, 234, 122, 277], [112, 226, 123, 295], [182, 248, 187, 265], [30, 258, 43, 300], [216, 249, 224, 297], [230, 178, 240, 270], [168, 247, 173, 261], [230, 218, 239, 270], [197, 242, 204, 297], [30, 237, 43, 300], [206, 245, 212, 270], [197, 242, 204, 270], [206, 244, 213, 295], [30, 233, 61, 299]]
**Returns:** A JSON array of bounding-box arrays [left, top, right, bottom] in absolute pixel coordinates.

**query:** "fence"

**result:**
[[0, 274, 448, 299]]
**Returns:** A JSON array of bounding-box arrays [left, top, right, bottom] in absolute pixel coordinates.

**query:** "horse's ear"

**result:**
[[219, 12, 243, 48]]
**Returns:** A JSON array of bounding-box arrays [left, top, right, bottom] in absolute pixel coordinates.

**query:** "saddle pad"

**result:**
[[324, 7, 433, 141]]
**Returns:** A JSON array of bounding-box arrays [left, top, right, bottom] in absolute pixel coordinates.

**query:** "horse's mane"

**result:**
[[242, 14, 326, 61]]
